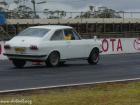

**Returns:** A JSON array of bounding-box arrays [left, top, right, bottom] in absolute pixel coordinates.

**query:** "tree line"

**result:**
[[1, 1, 121, 19]]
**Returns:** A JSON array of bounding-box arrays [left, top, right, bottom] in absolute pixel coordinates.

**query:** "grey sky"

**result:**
[[5, 0, 140, 12]]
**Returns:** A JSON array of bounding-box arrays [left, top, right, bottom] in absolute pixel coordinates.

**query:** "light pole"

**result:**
[[31, 0, 36, 18], [31, 0, 46, 18]]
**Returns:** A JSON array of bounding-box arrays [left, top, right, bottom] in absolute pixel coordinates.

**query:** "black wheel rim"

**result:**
[[92, 53, 99, 63], [50, 53, 59, 66]]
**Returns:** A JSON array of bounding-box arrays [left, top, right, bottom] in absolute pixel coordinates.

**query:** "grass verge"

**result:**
[[0, 81, 140, 105]]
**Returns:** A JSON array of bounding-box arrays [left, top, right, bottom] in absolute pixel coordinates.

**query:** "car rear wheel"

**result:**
[[46, 51, 60, 67], [12, 59, 26, 68], [88, 49, 99, 65]]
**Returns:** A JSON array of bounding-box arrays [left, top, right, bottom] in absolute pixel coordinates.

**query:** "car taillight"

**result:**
[[4, 45, 11, 49], [30, 45, 38, 50]]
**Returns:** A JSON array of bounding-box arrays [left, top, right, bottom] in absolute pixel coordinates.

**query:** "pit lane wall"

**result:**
[[0, 38, 140, 60]]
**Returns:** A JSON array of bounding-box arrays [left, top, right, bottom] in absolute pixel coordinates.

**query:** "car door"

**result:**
[[63, 29, 86, 59], [49, 29, 74, 60]]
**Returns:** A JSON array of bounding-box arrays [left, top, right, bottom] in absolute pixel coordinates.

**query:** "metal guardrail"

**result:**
[[0, 32, 139, 41], [81, 32, 140, 39]]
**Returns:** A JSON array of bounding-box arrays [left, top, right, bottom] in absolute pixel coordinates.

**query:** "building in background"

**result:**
[[0, 0, 7, 25], [0, 0, 8, 11]]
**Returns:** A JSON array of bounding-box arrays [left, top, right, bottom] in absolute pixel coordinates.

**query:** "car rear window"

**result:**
[[18, 28, 50, 37]]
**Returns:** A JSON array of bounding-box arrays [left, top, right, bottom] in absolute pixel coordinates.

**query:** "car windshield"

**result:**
[[18, 28, 50, 37]]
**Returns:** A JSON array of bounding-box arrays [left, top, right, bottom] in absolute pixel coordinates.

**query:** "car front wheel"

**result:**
[[88, 49, 99, 65], [46, 51, 60, 67], [12, 59, 26, 68]]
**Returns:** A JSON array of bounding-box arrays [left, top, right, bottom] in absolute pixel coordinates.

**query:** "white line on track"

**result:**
[[0, 78, 140, 94]]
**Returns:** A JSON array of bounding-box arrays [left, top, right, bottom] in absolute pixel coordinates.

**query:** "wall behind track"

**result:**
[[0, 38, 140, 60]]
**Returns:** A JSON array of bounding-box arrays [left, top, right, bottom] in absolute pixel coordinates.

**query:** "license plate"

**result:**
[[15, 48, 26, 53]]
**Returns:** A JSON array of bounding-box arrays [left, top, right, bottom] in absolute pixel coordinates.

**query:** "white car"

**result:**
[[4, 25, 102, 68]]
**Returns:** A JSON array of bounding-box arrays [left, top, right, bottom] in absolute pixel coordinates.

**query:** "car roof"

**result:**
[[30, 25, 72, 30]]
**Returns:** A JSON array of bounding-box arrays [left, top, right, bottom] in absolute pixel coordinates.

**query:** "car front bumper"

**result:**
[[3, 53, 47, 61]]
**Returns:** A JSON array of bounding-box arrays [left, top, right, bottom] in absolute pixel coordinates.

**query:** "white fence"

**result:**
[[0, 38, 140, 60]]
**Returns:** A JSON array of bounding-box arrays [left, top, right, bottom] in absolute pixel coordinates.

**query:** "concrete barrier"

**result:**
[[101, 38, 140, 54], [0, 38, 140, 60], [0, 41, 7, 60]]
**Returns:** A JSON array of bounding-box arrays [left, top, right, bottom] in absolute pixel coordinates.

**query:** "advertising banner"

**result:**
[[101, 38, 140, 54]]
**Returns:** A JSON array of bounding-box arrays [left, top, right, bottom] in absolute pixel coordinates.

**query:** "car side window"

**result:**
[[64, 29, 80, 40], [72, 30, 81, 40], [51, 30, 64, 40]]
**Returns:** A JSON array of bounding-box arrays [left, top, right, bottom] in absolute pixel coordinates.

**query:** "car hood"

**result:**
[[7, 36, 42, 47]]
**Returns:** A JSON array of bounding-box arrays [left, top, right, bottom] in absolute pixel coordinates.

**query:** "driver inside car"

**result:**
[[64, 33, 72, 40]]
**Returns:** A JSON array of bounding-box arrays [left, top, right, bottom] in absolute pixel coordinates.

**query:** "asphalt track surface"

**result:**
[[0, 53, 139, 91]]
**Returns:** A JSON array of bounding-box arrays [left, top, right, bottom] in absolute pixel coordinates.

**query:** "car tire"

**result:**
[[46, 51, 60, 67], [88, 49, 99, 65], [12, 59, 26, 68]]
